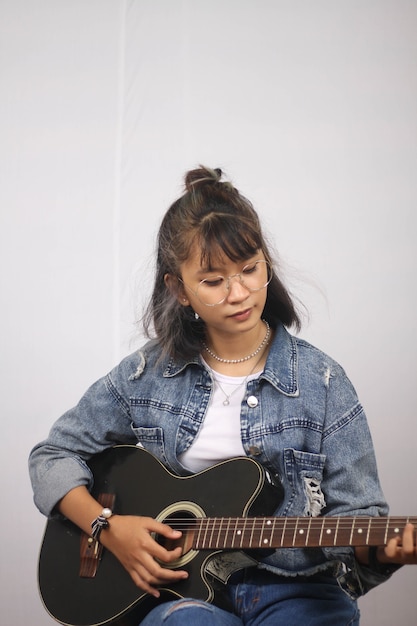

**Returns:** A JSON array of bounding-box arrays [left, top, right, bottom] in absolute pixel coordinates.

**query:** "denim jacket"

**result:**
[[29, 323, 398, 598]]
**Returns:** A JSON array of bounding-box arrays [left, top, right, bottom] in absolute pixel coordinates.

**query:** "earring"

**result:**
[[195, 312, 199, 320]]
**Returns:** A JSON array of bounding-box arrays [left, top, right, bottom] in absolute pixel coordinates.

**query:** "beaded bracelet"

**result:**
[[91, 507, 113, 542]]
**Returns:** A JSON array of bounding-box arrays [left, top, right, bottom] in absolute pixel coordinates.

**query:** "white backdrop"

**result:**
[[1, 1, 416, 624]]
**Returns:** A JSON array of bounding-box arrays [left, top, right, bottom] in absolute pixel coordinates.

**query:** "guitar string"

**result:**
[[164, 518, 415, 528], [163, 517, 415, 548], [164, 516, 415, 520], [164, 518, 416, 532]]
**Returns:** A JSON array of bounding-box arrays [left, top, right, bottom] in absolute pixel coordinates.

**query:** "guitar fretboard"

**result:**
[[188, 516, 417, 550]]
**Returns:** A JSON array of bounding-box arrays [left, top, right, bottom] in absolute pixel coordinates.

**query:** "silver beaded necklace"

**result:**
[[203, 320, 270, 364]]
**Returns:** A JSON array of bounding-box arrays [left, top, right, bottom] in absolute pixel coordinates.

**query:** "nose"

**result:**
[[226, 274, 250, 301]]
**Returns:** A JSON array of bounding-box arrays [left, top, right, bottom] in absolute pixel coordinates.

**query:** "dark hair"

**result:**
[[143, 166, 301, 360]]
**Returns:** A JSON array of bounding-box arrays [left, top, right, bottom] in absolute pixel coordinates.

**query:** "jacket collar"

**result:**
[[261, 323, 299, 397], [163, 322, 299, 397], [163, 354, 201, 378]]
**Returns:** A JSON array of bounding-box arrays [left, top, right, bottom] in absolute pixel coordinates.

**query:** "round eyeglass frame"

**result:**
[[179, 259, 273, 307]]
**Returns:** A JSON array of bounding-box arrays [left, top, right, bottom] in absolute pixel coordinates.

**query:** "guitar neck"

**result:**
[[190, 516, 417, 550]]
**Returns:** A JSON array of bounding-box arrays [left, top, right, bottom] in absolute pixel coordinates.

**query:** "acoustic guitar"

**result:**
[[38, 445, 416, 626]]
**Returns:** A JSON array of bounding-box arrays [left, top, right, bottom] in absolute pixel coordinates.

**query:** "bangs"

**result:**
[[196, 213, 263, 269]]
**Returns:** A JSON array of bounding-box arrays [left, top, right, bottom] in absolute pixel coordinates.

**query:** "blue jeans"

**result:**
[[140, 571, 360, 625]]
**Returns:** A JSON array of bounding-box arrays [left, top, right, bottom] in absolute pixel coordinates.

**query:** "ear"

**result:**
[[164, 273, 190, 306]]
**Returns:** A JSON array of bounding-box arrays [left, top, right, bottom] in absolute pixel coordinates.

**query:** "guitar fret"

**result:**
[[366, 517, 371, 545], [224, 517, 232, 549], [280, 517, 288, 547], [334, 517, 340, 546], [321, 518, 334, 546], [319, 517, 325, 546], [349, 517, 356, 545], [305, 516, 312, 546], [271, 518, 277, 547], [255, 517, 264, 548], [215, 517, 222, 549], [302, 518, 311, 546], [292, 518, 299, 546], [195, 518, 204, 549], [259, 518, 266, 548], [237, 518, 244, 548], [207, 517, 213, 548], [241, 518, 248, 548], [230, 517, 239, 549], [384, 520, 389, 543], [327, 518, 334, 546], [249, 518, 255, 547], [235, 518, 244, 548], [388, 518, 403, 545], [202, 517, 210, 549]]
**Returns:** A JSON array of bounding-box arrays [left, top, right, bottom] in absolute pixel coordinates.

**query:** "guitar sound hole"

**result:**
[[154, 500, 205, 567], [156, 511, 196, 552], [155, 511, 195, 554]]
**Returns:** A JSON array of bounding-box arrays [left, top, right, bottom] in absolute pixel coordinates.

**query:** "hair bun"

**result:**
[[184, 165, 223, 191]]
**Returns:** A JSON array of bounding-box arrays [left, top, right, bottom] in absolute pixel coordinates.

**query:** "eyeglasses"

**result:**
[[179, 259, 272, 306]]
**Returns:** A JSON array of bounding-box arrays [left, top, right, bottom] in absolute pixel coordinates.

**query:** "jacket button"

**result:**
[[247, 395, 258, 408]]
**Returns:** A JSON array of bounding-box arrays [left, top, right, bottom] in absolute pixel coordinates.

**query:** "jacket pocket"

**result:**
[[282, 448, 327, 517], [130, 425, 167, 465]]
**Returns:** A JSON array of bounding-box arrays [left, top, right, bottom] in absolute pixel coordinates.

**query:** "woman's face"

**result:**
[[178, 245, 269, 337]]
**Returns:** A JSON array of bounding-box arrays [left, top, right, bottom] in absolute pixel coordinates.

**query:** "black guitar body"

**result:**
[[38, 445, 280, 626]]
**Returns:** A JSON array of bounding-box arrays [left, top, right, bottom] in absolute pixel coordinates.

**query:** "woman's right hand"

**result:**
[[100, 514, 189, 597]]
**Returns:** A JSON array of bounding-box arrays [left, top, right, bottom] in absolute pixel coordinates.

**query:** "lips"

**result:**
[[230, 308, 252, 320]]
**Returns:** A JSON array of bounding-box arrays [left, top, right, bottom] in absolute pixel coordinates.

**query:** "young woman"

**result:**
[[29, 166, 416, 625]]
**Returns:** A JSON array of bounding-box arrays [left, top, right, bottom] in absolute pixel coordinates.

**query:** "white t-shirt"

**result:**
[[179, 362, 261, 473]]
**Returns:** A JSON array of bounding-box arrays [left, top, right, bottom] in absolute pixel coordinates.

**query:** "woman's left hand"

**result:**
[[382, 523, 417, 565]]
